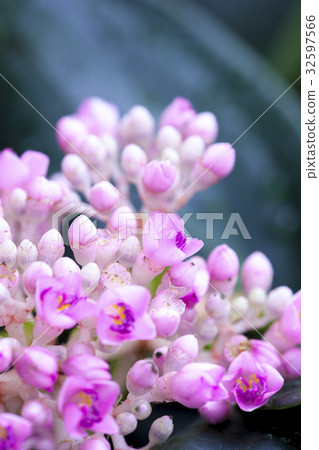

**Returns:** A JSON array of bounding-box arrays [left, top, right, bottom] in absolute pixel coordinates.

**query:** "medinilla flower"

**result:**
[[35, 273, 96, 329], [142, 212, 203, 269], [62, 354, 112, 381], [57, 376, 119, 438], [14, 346, 58, 392], [0, 412, 32, 449], [223, 351, 283, 412], [223, 334, 281, 369], [96, 286, 156, 345], [166, 362, 227, 409]]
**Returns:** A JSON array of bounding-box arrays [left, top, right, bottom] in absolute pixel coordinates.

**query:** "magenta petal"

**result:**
[[183, 238, 204, 258], [63, 403, 87, 438], [91, 414, 119, 435]]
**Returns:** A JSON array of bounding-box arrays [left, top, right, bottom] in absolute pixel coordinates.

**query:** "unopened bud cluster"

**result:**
[[0, 97, 300, 449]]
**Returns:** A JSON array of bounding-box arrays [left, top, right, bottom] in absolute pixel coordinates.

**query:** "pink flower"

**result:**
[[223, 351, 283, 412], [62, 354, 111, 381], [279, 290, 301, 345], [0, 413, 32, 449], [58, 376, 119, 438], [35, 273, 96, 329], [142, 160, 177, 194], [159, 97, 196, 132], [76, 97, 119, 138], [96, 285, 156, 345], [207, 244, 239, 297], [241, 251, 274, 295], [199, 400, 231, 424], [166, 362, 227, 409], [143, 212, 203, 269], [14, 346, 58, 392]]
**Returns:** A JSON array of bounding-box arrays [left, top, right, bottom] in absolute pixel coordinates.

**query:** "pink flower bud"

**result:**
[[26, 177, 60, 220], [126, 359, 159, 395], [180, 135, 205, 165], [118, 235, 141, 269], [80, 262, 100, 294], [89, 181, 120, 213], [199, 400, 231, 424], [0, 218, 12, 244], [153, 346, 168, 374], [120, 105, 155, 149], [0, 149, 29, 191], [267, 286, 293, 316], [21, 400, 52, 426], [76, 96, 119, 137], [0, 264, 19, 297], [198, 317, 218, 343], [160, 147, 180, 166], [207, 245, 239, 297], [0, 240, 17, 268], [121, 144, 148, 179], [80, 437, 111, 450], [142, 160, 177, 194], [241, 251, 274, 294], [53, 257, 81, 277], [131, 399, 152, 420], [62, 354, 111, 381], [264, 321, 294, 353], [150, 306, 181, 338], [148, 416, 174, 446], [78, 134, 107, 166], [61, 154, 91, 191], [168, 262, 196, 288], [184, 112, 218, 144], [116, 412, 137, 436], [163, 334, 198, 372], [279, 291, 301, 345], [17, 240, 38, 270], [281, 347, 301, 379], [95, 229, 120, 269], [156, 126, 182, 152], [205, 293, 231, 320], [56, 115, 88, 153], [21, 149, 49, 179], [159, 97, 195, 131], [108, 206, 137, 238], [38, 229, 65, 266], [9, 188, 27, 215], [68, 215, 98, 266], [201, 143, 236, 178], [68, 341, 95, 358], [23, 261, 53, 295], [14, 346, 58, 392]]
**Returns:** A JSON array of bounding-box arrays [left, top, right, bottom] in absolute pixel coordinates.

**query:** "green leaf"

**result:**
[[23, 321, 34, 346], [262, 379, 301, 410]]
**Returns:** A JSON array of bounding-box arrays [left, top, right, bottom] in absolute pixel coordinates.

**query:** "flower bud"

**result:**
[[14, 346, 58, 392], [20, 149, 49, 179], [118, 236, 141, 269], [160, 147, 180, 166], [281, 347, 301, 379], [131, 399, 152, 420], [0, 240, 17, 268], [120, 105, 155, 149], [116, 412, 137, 436], [78, 134, 107, 166], [68, 215, 98, 266], [156, 126, 182, 152], [159, 97, 195, 131], [231, 296, 249, 318], [180, 135, 205, 165], [153, 346, 168, 374], [9, 188, 27, 215], [148, 416, 174, 446], [163, 334, 198, 373], [53, 257, 81, 277], [199, 400, 231, 424], [95, 229, 120, 269], [267, 286, 293, 316], [80, 262, 100, 294], [56, 115, 88, 153], [17, 240, 38, 270], [21, 400, 52, 426], [241, 251, 274, 294], [62, 354, 110, 381], [80, 437, 111, 450], [207, 245, 239, 297], [38, 229, 65, 266], [23, 261, 53, 295], [201, 142, 236, 179], [89, 181, 120, 213], [168, 262, 196, 288], [0, 264, 19, 296], [184, 112, 218, 144], [198, 317, 218, 343], [248, 287, 267, 307], [121, 144, 148, 179], [126, 359, 159, 395], [0, 218, 12, 244], [108, 206, 137, 238], [150, 306, 181, 338], [61, 154, 91, 192], [205, 292, 231, 321], [26, 177, 60, 220], [76, 96, 119, 137], [142, 160, 177, 194]]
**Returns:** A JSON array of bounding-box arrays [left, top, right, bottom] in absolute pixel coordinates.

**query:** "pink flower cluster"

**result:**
[[0, 97, 300, 449]]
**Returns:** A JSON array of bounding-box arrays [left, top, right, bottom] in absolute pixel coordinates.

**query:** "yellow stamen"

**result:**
[[76, 391, 92, 407], [57, 294, 71, 312], [0, 426, 7, 440]]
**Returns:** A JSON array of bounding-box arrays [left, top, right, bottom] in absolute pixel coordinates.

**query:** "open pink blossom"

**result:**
[[143, 212, 203, 269], [223, 351, 283, 412], [35, 273, 96, 329], [96, 285, 156, 345], [0, 413, 32, 449], [58, 376, 119, 438]]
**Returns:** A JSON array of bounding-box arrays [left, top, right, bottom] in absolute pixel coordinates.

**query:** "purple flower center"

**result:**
[[181, 291, 199, 308], [107, 302, 135, 334], [235, 374, 267, 404], [0, 425, 14, 450], [175, 231, 187, 251], [76, 390, 102, 429]]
